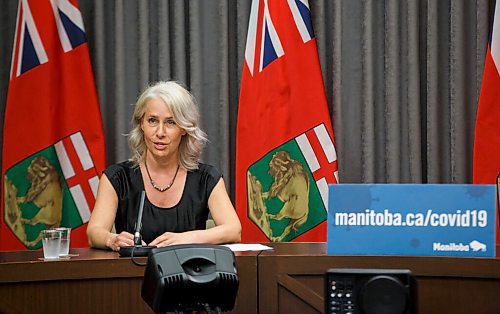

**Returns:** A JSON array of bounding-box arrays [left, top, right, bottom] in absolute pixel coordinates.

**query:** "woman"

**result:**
[[87, 81, 241, 251]]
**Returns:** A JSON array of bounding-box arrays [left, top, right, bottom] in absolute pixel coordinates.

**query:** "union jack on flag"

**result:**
[[11, 0, 86, 78], [245, 0, 315, 75]]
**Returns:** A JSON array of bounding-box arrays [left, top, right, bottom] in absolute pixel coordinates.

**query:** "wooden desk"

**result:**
[[258, 242, 500, 314], [0, 248, 258, 314], [2, 244, 499, 313]]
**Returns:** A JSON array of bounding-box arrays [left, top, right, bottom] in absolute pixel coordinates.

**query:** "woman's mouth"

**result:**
[[153, 142, 167, 150]]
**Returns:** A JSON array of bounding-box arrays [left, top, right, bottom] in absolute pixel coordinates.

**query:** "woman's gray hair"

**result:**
[[128, 81, 208, 170]]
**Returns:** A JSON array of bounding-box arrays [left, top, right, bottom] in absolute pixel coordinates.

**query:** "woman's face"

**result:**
[[141, 97, 186, 161]]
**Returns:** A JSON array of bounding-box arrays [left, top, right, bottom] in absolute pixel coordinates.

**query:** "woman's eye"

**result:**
[[166, 119, 176, 126], [147, 118, 158, 125]]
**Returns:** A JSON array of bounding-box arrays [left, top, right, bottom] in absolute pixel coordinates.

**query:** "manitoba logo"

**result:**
[[246, 124, 338, 241], [3, 132, 99, 249], [432, 241, 487, 252]]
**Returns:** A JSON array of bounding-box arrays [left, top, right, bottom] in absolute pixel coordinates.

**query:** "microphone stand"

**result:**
[[119, 191, 156, 257], [133, 191, 146, 245]]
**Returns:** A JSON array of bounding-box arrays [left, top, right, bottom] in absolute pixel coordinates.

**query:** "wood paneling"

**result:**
[[0, 248, 258, 314], [2, 244, 499, 314], [259, 243, 500, 314]]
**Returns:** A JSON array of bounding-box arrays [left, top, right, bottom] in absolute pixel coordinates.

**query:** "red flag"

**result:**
[[1, 0, 105, 250], [236, 0, 338, 242], [473, 1, 500, 244]]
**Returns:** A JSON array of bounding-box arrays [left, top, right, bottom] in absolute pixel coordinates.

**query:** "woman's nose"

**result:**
[[155, 122, 167, 136]]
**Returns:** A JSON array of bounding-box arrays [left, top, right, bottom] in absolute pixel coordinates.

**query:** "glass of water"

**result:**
[[41, 229, 61, 259], [55, 227, 71, 256]]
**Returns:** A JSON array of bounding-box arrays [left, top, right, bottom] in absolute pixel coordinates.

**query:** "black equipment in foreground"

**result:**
[[325, 268, 416, 314], [141, 244, 239, 313], [119, 245, 156, 257], [119, 191, 156, 257]]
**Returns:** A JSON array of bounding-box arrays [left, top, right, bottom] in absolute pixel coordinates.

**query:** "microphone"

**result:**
[[133, 191, 146, 245], [119, 191, 156, 257]]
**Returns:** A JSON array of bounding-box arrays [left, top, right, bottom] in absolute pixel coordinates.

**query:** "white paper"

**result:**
[[223, 243, 273, 252]]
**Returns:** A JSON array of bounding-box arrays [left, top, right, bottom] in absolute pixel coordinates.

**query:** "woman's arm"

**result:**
[[148, 178, 242, 246], [87, 174, 135, 250], [203, 177, 242, 243]]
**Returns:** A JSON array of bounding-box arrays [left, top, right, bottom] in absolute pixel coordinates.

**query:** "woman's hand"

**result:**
[[149, 232, 198, 247], [106, 231, 146, 251]]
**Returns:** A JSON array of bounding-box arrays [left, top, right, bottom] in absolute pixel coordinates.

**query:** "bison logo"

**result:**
[[246, 131, 330, 243], [248, 151, 310, 241], [469, 240, 487, 252], [4, 156, 63, 247]]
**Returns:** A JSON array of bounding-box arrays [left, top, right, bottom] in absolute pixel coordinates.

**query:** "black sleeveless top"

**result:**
[[103, 161, 222, 244]]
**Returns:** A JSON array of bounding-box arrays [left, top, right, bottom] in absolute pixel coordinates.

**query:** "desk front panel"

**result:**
[[259, 242, 500, 314], [0, 248, 258, 314]]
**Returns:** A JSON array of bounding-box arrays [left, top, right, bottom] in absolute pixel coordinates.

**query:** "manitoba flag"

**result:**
[[1, 0, 105, 250], [473, 1, 500, 244], [236, 0, 338, 242]]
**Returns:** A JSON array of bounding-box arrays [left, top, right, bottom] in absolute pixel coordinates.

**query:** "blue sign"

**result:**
[[327, 184, 496, 257]]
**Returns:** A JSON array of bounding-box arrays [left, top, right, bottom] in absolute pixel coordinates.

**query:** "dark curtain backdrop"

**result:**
[[0, 0, 492, 199]]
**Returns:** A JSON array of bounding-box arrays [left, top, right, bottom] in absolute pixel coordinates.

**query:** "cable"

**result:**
[[131, 246, 147, 266]]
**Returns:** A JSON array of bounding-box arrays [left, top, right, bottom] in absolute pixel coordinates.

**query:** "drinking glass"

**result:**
[[55, 227, 71, 256], [41, 229, 61, 259]]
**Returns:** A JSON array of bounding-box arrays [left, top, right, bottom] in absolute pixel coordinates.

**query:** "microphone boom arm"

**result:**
[[133, 191, 146, 245]]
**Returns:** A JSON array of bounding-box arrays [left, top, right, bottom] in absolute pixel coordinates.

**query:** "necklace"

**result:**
[[144, 160, 180, 192]]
